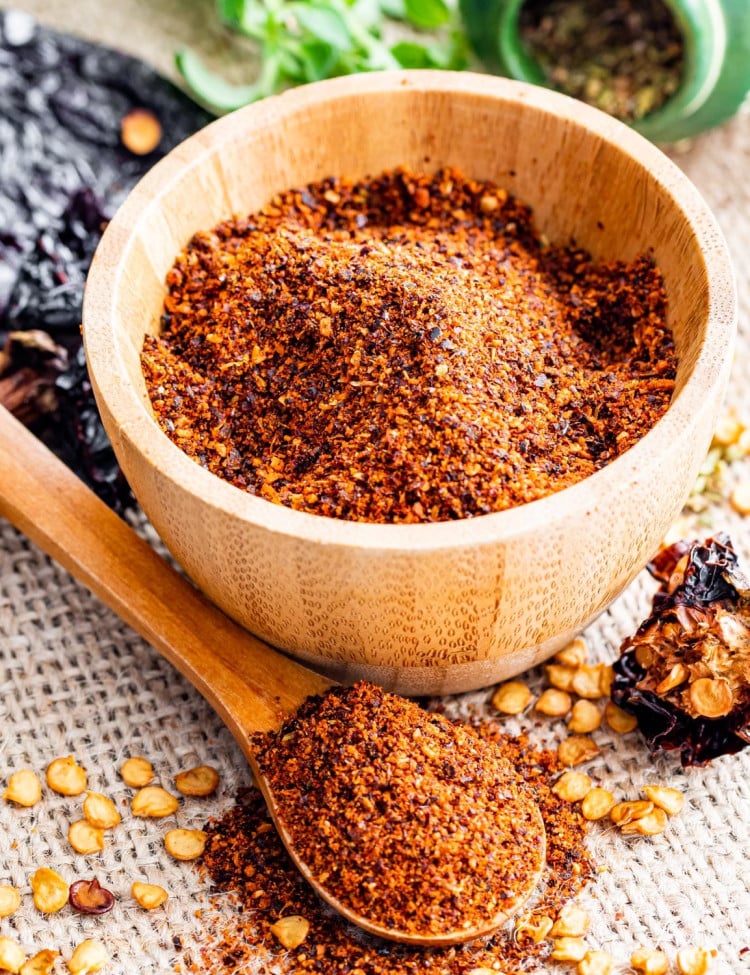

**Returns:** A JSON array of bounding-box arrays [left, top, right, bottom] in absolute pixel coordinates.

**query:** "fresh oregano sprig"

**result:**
[[176, 0, 468, 113]]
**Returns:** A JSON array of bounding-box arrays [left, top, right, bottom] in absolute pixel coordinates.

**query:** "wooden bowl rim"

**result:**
[[83, 70, 736, 551]]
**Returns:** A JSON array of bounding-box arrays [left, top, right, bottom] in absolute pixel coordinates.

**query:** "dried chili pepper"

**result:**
[[612, 533, 750, 766], [142, 167, 675, 524]]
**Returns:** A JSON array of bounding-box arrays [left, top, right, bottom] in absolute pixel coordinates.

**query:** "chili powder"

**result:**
[[250, 682, 545, 941], [143, 167, 675, 524], [190, 714, 594, 974]]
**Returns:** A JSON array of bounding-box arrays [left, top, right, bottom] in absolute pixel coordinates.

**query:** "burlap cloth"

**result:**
[[2, 17, 750, 968]]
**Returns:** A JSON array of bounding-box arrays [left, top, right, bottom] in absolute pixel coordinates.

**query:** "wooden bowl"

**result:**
[[83, 71, 735, 696]]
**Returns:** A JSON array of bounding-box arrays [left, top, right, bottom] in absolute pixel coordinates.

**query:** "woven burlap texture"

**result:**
[[2, 110, 750, 973]]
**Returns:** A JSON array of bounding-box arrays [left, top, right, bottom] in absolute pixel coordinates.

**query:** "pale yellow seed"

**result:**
[[269, 915, 310, 950], [20, 950, 59, 975], [610, 800, 654, 827], [604, 701, 638, 734], [581, 788, 616, 821], [535, 688, 572, 717], [0, 885, 21, 918], [514, 913, 554, 943], [30, 867, 68, 914], [4, 769, 42, 807], [554, 637, 588, 668], [620, 807, 668, 836], [558, 736, 600, 767], [546, 664, 577, 692], [551, 937, 588, 962], [46, 756, 87, 797], [631, 947, 669, 974], [568, 700, 602, 734], [730, 481, 750, 515], [655, 662, 689, 694], [119, 757, 154, 788], [491, 681, 534, 715], [578, 949, 613, 975], [689, 677, 733, 718], [550, 902, 590, 938], [642, 785, 685, 816], [174, 765, 220, 797], [67, 940, 108, 975], [713, 411, 743, 447], [164, 828, 207, 861], [572, 665, 606, 700], [132, 881, 169, 910], [598, 665, 614, 698], [0, 936, 26, 974], [676, 946, 715, 975], [68, 819, 105, 855], [131, 786, 179, 818], [552, 771, 592, 803], [83, 792, 121, 830]]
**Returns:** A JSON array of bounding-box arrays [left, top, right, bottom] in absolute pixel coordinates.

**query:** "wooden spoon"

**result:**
[[0, 405, 544, 946]]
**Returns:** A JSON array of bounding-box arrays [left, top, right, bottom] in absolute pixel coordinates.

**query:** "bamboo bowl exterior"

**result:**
[[83, 71, 735, 696]]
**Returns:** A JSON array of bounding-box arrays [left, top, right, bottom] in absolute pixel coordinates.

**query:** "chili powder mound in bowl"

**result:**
[[83, 72, 736, 696], [141, 166, 676, 524], [250, 682, 546, 943]]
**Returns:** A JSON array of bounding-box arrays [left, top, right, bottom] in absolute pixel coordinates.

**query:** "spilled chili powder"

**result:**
[[189, 699, 594, 974], [251, 682, 545, 941], [142, 167, 675, 524]]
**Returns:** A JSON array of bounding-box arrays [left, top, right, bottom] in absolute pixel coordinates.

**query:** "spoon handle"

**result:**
[[0, 406, 330, 746]]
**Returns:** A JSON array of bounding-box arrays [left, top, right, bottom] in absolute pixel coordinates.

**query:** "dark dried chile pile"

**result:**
[[0, 9, 209, 510], [612, 533, 750, 766]]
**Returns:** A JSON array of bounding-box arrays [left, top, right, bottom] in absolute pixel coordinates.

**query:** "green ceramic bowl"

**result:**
[[460, 0, 750, 142]]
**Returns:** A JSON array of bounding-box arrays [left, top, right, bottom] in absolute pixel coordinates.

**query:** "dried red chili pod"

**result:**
[[612, 533, 750, 766], [69, 878, 115, 915]]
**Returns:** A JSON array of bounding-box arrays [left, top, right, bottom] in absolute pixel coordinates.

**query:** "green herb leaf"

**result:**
[[378, 0, 407, 18], [175, 48, 268, 112], [289, 2, 353, 49], [390, 40, 432, 68], [404, 0, 450, 29]]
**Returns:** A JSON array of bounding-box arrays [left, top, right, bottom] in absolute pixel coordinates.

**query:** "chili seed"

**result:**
[[4, 769, 42, 807], [642, 785, 685, 816], [554, 638, 588, 669], [269, 915, 310, 950], [571, 666, 606, 700], [631, 946, 669, 974], [514, 912, 554, 943], [68, 878, 115, 915], [604, 701, 638, 733], [620, 807, 668, 836], [535, 688, 572, 717], [581, 788, 616, 821], [82, 792, 121, 829], [68, 820, 105, 855], [551, 937, 588, 962], [66, 940, 108, 975], [610, 800, 654, 827], [492, 681, 534, 715], [0, 885, 21, 918], [688, 677, 733, 718], [730, 482, 750, 515], [120, 108, 162, 156], [552, 770, 592, 803], [19, 949, 59, 975], [567, 700, 602, 734], [30, 868, 68, 914], [46, 756, 87, 796], [558, 736, 600, 767], [164, 828, 208, 861], [0, 936, 26, 974], [578, 949, 613, 975], [676, 946, 715, 975], [131, 785, 179, 818], [119, 757, 154, 788], [132, 881, 169, 910], [550, 902, 589, 938], [174, 765, 220, 797], [546, 664, 577, 692]]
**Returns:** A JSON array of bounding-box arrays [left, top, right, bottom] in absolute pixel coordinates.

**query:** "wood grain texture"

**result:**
[[82, 71, 737, 695], [0, 406, 330, 741]]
